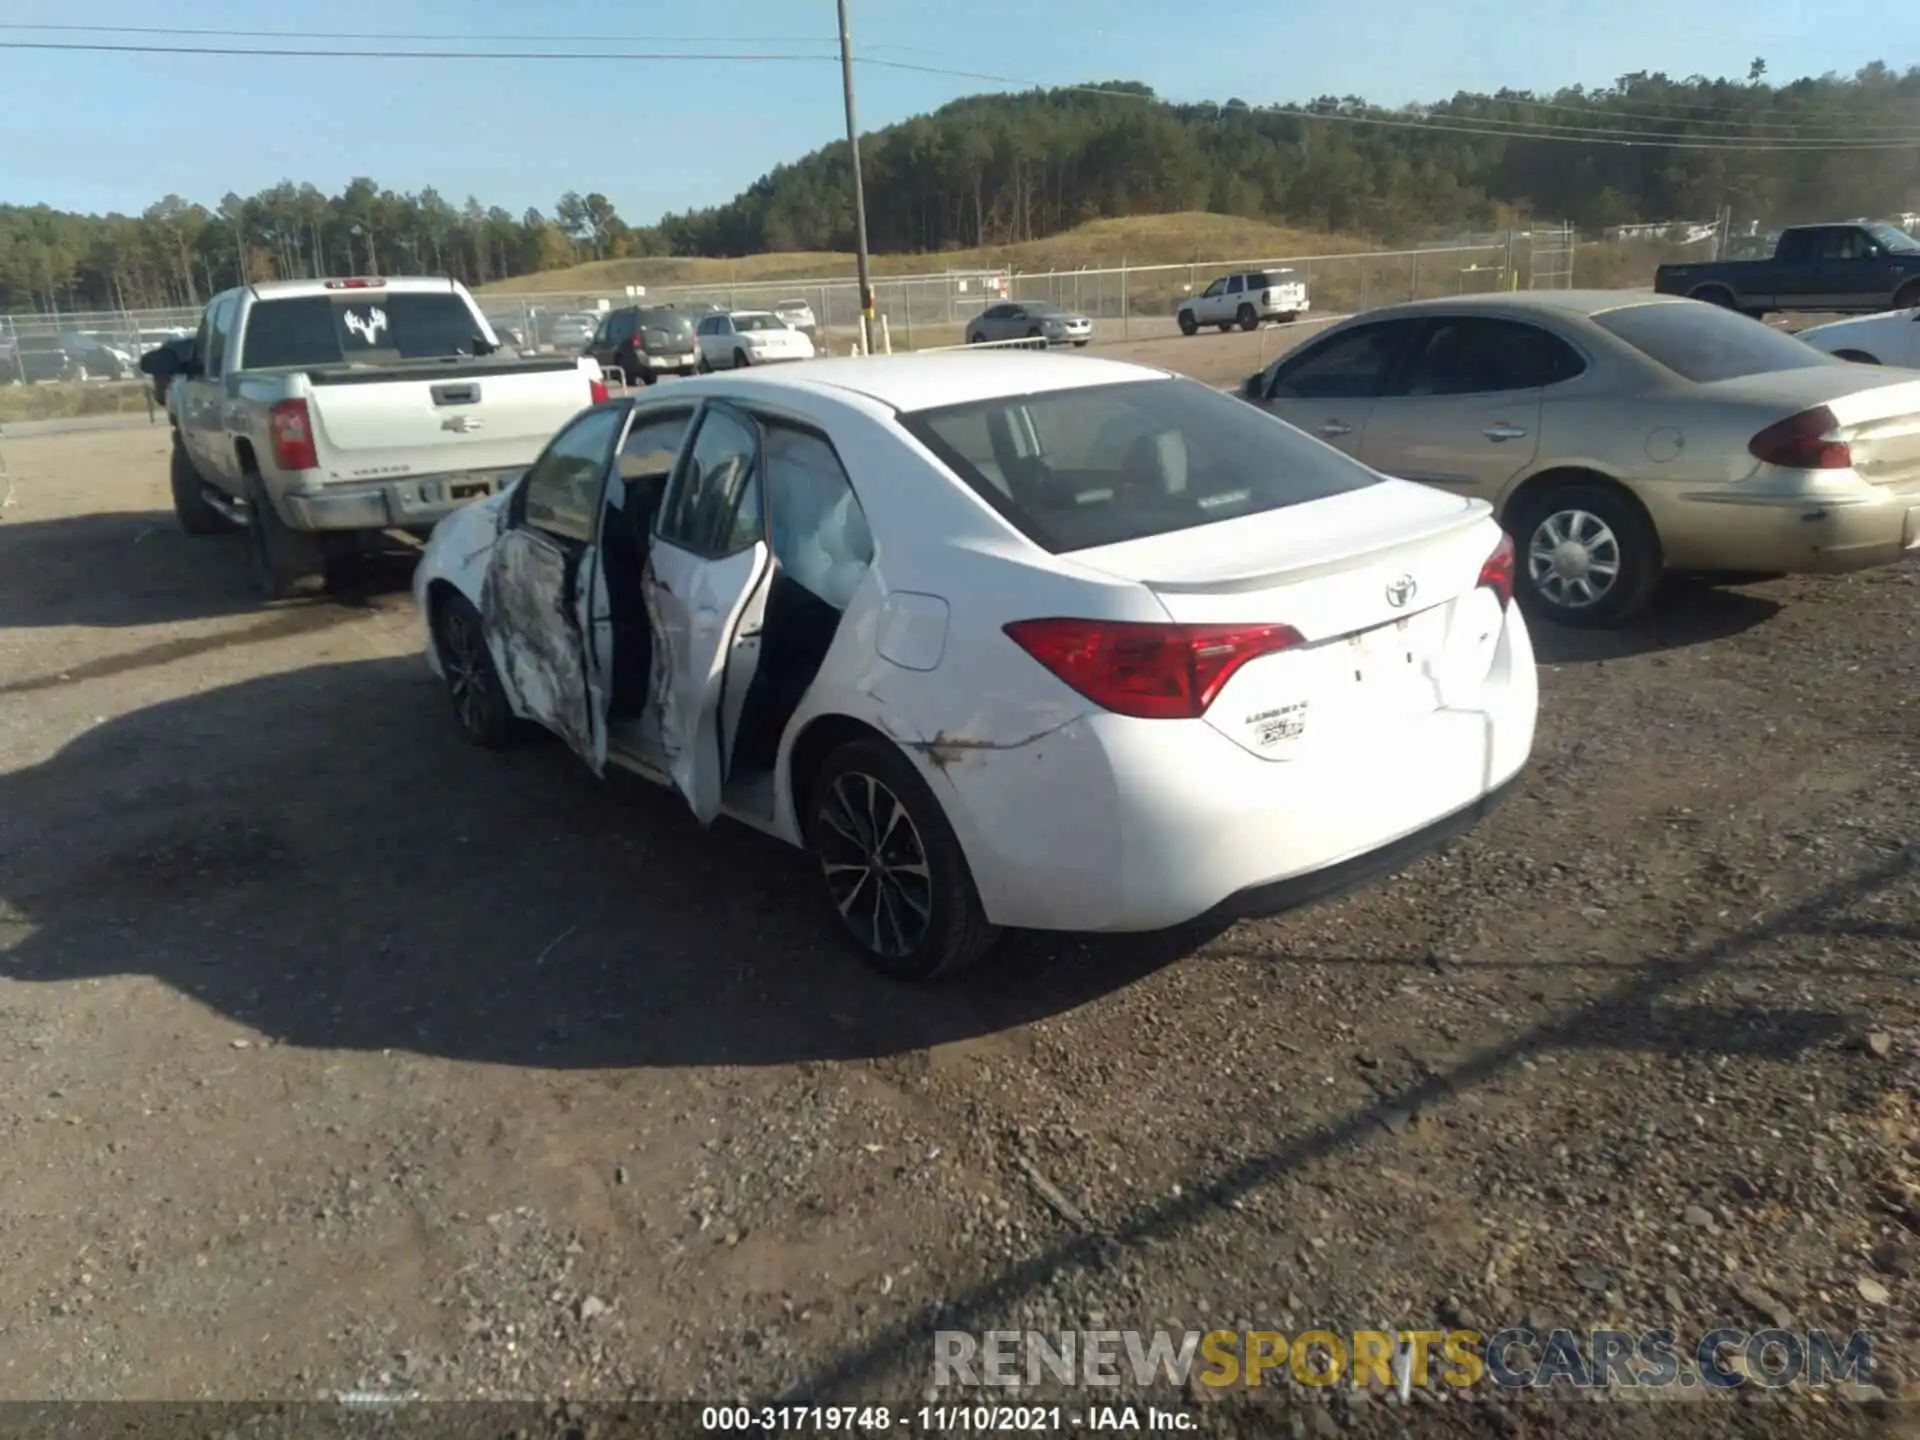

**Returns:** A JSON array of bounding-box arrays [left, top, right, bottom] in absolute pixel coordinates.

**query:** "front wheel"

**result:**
[[1511, 482, 1662, 629], [1894, 282, 1920, 310], [805, 738, 1002, 980], [968, 331, 986, 345], [696, 354, 711, 375], [1177, 311, 1198, 337], [733, 348, 752, 369]]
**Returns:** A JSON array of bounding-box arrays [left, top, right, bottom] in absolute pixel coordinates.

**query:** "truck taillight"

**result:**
[[323, 278, 385, 289], [269, 399, 318, 470]]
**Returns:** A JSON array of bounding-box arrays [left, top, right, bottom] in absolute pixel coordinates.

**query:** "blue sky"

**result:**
[[0, 0, 1906, 225]]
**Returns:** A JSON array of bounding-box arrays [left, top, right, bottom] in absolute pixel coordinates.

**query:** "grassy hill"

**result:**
[[477, 213, 1373, 294]]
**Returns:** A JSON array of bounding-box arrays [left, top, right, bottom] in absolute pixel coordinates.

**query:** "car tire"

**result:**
[[432, 592, 519, 749], [804, 737, 1002, 981], [169, 440, 236, 535], [1896, 281, 1920, 310], [968, 331, 986, 345], [1072, 339, 1089, 348], [1177, 311, 1198, 337], [734, 347, 752, 369], [1510, 481, 1662, 629], [1689, 285, 1737, 309], [1236, 304, 1259, 332], [243, 474, 325, 602]]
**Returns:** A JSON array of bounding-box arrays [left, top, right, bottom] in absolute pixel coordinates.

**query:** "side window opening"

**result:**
[[763, 425, 874, 612]]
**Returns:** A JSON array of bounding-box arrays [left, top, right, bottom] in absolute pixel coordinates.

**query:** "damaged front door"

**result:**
[[642, 401, 771, 826], [480, 402, 626, 766]]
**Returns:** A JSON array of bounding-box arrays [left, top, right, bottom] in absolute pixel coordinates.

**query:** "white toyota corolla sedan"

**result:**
[[413, 353, 1538, 979]]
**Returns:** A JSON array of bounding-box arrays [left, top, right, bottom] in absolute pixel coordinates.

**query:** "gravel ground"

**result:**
[[0, 333, 1916, 1437]]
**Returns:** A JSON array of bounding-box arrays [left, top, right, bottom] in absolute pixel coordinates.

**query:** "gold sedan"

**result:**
[[1239, 292, 1920, 626]]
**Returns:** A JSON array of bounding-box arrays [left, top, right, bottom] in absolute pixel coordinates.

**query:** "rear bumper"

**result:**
[[1651, 487, 1920, 574], [275, 470, 518, 532], [931, 606, 1538, 933], [1203, 771, 1520, 922]]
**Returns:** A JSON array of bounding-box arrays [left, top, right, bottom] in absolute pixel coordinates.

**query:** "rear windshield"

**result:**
[[900, 378, 1380, 553], [1591, 303, 1838, 384], [733, 314, 785, 332], [638, 308, 693, 336], [241, 292, 486, 368], [1246, 272, 1293, 288]]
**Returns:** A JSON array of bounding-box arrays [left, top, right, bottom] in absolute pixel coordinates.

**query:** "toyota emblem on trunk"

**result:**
[[1385, 574, 1418, 608]]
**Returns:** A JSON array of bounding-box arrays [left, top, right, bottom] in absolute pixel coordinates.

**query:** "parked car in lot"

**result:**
[[1796, 306, 1920, 366], [537, 311, 600, 351], [1178, 269, 1311, 335], [0, 334, 78, 384], [413, 353, 1535, 978], [965, 301, 1093, 347], [58, 330, 136, 379], [587, 304, 701, 384], [774, 298, 818, 335], [694, 310, 816, 369], [142, 275, 607, 599], [1240, 291, 1920, 627], [1655, 222, 1920, 317]]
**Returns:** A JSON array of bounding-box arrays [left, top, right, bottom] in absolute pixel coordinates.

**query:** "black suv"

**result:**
[[588, 306, 700, 385]]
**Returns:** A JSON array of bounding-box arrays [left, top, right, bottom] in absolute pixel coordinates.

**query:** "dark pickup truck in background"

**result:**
[[1654, 222, 1920, 317]]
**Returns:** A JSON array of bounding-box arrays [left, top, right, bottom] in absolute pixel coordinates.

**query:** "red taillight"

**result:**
[[589, 377, 609, 404], [268, 398, 317, 470], [1002, 618, 1304, 720], [323, 277, 385, 290], [1749, 406, 1851, 470], [1479, 531, 1515, 607]]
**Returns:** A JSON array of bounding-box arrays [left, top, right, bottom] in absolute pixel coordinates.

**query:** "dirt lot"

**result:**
[[0, 330, 1917, 1437]]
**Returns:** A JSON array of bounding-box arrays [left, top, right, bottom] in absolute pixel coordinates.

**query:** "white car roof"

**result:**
[[715, 352, 1171, 412]]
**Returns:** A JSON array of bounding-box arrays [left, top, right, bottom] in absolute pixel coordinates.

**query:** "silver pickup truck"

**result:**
[[144, 276, 607, 599]]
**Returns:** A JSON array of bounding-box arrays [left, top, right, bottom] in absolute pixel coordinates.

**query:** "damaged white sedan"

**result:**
[[414, 354, 1538, 979]]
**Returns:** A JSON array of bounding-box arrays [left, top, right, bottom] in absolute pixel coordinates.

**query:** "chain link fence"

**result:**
[[2, 235, 1556, 379]]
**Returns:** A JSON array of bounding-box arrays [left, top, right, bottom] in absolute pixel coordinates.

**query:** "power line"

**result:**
[[3, 37, 1916, 150], [17, 18, 1913, 131], [0, 39, 837, 62], [0, 21, 842, 45]]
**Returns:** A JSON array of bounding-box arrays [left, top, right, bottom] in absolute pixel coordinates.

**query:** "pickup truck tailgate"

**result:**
[[305, 359, 596, 480]]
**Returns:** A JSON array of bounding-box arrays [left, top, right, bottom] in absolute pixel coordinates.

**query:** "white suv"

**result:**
[[1178, 269, 1311, 335]]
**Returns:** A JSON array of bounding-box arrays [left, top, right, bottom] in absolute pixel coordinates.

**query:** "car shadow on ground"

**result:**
[[1529, 578, 1781, 665], [0, 510, 419, 629], [0, 658, 1202, 1068]]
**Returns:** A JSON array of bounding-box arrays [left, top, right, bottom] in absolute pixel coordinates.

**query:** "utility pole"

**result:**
[[837, 0, 875, 353]]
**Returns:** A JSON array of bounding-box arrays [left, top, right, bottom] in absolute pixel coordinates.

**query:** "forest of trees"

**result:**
[[5, 62, 1919, 314]]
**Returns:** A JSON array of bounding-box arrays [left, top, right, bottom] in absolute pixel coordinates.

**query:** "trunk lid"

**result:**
[[1065, 483, 1509, 758], [1711, 370, 1920, 487], [303, 357, 598, 480]]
